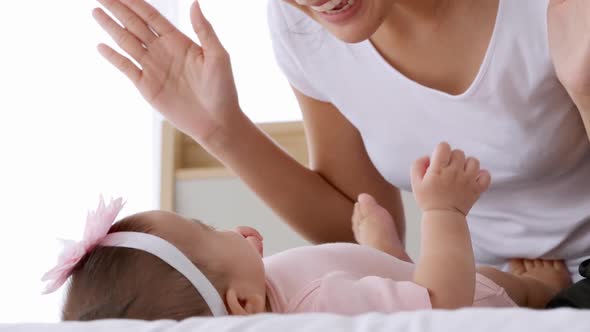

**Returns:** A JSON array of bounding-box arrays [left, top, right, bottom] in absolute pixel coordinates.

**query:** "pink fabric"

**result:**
[[474, 274, 518, 307], [264, 243, 516, 315], [41, 196, 125, 294]]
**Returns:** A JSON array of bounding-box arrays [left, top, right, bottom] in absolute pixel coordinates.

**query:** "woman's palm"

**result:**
[[95, 0, 240, 141]]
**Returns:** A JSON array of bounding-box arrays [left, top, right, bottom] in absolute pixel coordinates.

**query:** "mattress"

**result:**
[[2, 308, 587, 332]]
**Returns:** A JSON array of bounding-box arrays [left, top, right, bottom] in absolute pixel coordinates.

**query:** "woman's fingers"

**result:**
[[190, 1, 225, 53], [97, 43, 142, 85], [119, 0, 176, 37], [93, 8, 147, 63], [97, 0, 159, 46]]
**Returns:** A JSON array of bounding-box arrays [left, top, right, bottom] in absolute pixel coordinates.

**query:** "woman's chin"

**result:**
[[329, 28, 373, 43], [315, 13, 383, 43], [310, 0, 386, 44]]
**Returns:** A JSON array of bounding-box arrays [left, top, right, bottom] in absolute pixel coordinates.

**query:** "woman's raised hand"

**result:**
[[93, 0, 241, 143]]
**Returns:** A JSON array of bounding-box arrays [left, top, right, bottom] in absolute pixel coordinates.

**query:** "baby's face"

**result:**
[[135, 211, 266, 298]]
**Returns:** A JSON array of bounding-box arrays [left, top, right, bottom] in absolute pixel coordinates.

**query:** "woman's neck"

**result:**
[[375, 0, 476, 43]]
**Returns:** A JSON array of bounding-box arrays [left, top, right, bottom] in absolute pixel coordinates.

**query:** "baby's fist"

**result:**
[[410, 143, 491, 216]]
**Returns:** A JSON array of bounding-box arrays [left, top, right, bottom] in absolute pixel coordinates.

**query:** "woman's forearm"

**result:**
[[413, 211, 476, 309], [198, 111, 357, 243]]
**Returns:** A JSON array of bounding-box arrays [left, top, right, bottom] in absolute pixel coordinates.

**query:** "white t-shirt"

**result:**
[[267, 0, 590, 281]]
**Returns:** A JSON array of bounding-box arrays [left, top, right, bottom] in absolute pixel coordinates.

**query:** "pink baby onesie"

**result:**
[[264, 243, 516, 314]]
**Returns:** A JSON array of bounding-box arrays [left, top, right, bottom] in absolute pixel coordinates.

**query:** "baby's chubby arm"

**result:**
[[411, 143, 491, 309]]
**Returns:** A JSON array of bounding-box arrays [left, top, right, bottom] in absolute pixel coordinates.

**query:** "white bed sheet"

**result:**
[[1, 308, 586, 332]]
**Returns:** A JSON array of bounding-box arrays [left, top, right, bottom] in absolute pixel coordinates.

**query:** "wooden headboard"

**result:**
[[159, 121, 309, 211]]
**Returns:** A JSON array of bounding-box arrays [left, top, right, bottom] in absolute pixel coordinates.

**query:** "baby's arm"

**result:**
[[411, 143, 491, 309], [415, 210, 475, 309]]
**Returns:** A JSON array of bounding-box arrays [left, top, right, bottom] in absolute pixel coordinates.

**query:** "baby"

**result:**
[[43, 143, 571, 321]]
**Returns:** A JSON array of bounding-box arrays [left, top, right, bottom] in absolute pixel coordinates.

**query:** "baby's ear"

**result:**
[[226, 288, 265, 315]]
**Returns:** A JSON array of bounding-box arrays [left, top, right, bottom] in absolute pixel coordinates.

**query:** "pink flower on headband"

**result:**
[[41, 196, 125, 294]]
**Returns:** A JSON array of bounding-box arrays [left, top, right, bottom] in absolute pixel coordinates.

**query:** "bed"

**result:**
[[2, 308, 587, 332]]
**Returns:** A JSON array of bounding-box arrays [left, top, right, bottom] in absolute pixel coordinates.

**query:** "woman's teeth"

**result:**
[[310, 0, 355, 14], [310, 0, 342, 12]]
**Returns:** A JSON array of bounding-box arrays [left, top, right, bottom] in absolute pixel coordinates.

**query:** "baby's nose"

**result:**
[[233, 226, 263, 241]]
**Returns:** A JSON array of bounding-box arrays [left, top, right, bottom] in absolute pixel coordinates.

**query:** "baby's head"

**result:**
[[48, 204, 267, 321]]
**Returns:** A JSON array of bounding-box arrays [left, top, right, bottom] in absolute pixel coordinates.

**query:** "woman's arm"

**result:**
[[569, 94, 590, 141], [94, 0, 404, 244], [295, 89, 406, 243], [547, 0, 590, 142], [210, 88, 406, 244]]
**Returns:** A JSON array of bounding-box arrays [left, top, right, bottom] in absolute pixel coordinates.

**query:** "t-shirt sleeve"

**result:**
[[266, 1, 330, 102], [292, 271, 432, 314]]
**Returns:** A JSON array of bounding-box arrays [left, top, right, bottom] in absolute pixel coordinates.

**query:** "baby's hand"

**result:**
[[411, 143, 491, 216]]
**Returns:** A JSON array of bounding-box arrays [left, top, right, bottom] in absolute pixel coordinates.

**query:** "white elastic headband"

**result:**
[[101, 232, 228, 317]]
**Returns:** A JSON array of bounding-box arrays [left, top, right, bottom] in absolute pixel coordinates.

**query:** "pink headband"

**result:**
[[41, 196, 228, 317]]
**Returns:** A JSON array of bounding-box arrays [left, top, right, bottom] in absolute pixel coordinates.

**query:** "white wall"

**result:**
[[176, 178, 422, 260], [0, 0, 159, 323]]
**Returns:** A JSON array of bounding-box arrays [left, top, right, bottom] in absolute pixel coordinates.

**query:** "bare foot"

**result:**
[[509, 259, 572, 308], [352, 193, 411, 262]]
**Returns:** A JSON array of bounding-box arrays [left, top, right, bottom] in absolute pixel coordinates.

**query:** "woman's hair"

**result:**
[[62, 216, 224, 321]]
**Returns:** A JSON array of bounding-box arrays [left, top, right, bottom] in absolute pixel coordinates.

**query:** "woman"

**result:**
[[92, 0, 590, 284]]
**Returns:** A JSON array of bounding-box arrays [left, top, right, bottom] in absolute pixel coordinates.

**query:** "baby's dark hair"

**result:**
[[62, 215, 224, 321]]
